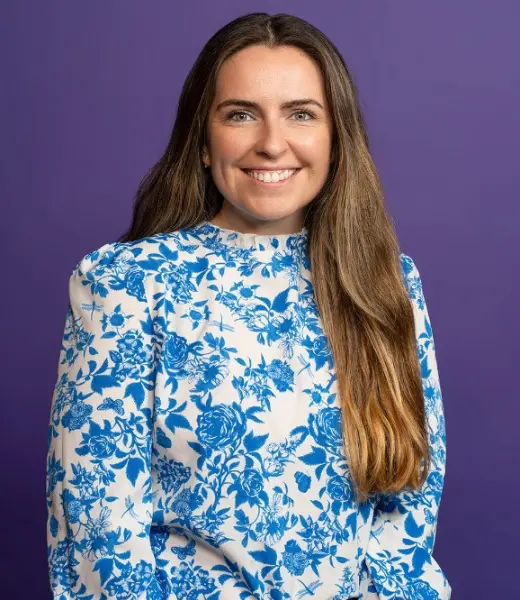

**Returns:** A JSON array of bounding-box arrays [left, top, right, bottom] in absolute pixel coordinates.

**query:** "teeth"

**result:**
[[246, 168, 297, 182]]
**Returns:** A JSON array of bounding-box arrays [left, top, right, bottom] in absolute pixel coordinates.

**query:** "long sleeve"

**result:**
[[46, 243, 162, 600], [359, 255, 451, 600]]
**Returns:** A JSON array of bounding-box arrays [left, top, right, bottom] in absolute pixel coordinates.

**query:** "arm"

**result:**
[[359, 255, 451, 600], [46, 243, 162, 600]]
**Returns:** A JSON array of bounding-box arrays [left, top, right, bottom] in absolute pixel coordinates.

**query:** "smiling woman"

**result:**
[[46, 11, 451, 600], [201, 46, 332, 233]]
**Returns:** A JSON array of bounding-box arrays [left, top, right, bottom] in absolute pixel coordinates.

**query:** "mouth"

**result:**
[[241, 168, 302, 185]]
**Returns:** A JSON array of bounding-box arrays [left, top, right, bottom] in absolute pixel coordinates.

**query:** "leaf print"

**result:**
[[299, 446, 327, 467], [243, 431, 269, 452], [404, 512, 426, 539], [164, 412, 191, 433], [249, 546, 278, 566], [126, 457, 146, 486], [272, 287, 291, 313]]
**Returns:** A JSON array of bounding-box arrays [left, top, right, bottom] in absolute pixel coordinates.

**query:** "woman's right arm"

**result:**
[[46, 244, 162, 599]]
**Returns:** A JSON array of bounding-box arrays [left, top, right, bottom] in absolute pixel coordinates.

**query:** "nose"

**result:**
[[253, 118, 289, 158]]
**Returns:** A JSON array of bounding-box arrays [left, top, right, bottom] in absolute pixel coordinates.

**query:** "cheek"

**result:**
[[212, 130, 250, 163], [296, 131, 332, 164]]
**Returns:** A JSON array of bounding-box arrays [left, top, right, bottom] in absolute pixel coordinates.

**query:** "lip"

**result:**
[[241, 168, 302, 187]]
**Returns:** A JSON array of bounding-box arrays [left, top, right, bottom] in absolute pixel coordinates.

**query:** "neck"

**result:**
[[210, 204, 305, 235]]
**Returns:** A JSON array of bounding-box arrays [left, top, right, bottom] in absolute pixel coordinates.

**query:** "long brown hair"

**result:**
[[118, 12, 430, 504]]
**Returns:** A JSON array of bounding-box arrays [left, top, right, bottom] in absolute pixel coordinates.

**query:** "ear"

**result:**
[[201, 147, 210, 167]]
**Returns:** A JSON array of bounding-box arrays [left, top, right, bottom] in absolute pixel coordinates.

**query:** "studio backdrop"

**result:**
[[1, 1, 518, 598]]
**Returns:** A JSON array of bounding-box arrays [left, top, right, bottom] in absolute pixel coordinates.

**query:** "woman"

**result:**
[[46, 12, 451, 600]]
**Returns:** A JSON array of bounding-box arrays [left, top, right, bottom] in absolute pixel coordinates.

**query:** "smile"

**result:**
[[242, 168, 301, 184]]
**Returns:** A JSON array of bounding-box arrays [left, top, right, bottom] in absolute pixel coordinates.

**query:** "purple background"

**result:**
[[2, 2, 518, 598]]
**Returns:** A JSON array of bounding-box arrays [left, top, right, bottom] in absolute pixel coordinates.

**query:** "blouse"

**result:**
[[46, 221, 451, 600]]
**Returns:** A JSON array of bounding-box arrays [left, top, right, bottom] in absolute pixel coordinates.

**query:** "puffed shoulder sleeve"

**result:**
[[358, 254, 452, 600], [46, 242, 162, 600]]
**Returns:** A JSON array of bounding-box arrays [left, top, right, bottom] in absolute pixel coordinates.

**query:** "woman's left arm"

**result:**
[[359, 255, 452, 600]]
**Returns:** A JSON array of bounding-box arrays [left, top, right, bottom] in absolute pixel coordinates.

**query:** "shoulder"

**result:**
[[72, 230, 191, 280], [399, 252, 424, 304], [399, 252, 418, 281], [69, 231, 190, 302]]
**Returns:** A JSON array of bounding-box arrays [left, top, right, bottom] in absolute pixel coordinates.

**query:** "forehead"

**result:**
[[214, 45, 326, 102]]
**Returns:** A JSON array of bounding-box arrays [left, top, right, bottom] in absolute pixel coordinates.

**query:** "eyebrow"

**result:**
[[215, 98, 325, 112]]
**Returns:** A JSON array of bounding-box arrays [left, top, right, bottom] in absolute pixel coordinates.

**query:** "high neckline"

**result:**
[[189, 220, 309, 253]]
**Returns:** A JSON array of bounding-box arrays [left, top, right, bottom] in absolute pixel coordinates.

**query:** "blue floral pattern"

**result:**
[[46, 222, 451, 599]]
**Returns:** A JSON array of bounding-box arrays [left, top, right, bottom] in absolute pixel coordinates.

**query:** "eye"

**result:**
[[226, 111, 253, 122], [292, 110, 316, 121], [225, 109, 317, 122]]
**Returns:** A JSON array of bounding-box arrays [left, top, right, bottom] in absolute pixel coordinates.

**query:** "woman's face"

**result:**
[[204, 44, 333, 234]]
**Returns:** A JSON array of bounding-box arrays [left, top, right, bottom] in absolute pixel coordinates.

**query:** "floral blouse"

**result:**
[[46, 221, 451, 600]]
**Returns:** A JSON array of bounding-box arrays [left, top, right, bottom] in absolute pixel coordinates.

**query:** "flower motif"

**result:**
[[79, 507, 116, 561], [240, 469, 263, 498], [309, 406, 343, 453], [229, 469, 266, 508], [195, 356, 230, 391], [426, 470, 443, 495], [272, 314, 297, 339], [125, 268, 146, 301], [162, 264, 195, 303], [48, 539, 79, 590], [246, 312, 270, 332], [276, 253, 296, 269], [302, 333, 334, 370], [116, 329, 146, 361], [62, 490, 83, 524], [312, 335, 329, 357], [88, 434, 116, 459], [264, 457, 285, 477], [282, 539, 309, 576], [108, 312, 125, 328], [61, 402, 93, 431], [327, 474, 353, 503], [46, 452, 65, 496], [112, 249, 135, 274], [406, 579, 438, 600], [105, 559, 155, 597], [164, 332, 190, 371], [196, 403, 247, 450], [172, 488, 199, 518], [156, 457, 191, 494], [170, 560, 217, 598], [267, 358, 295, 392], [70, 324, 91, 357], [255, 510, 288, 545], [218, 290, 238, 310]]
